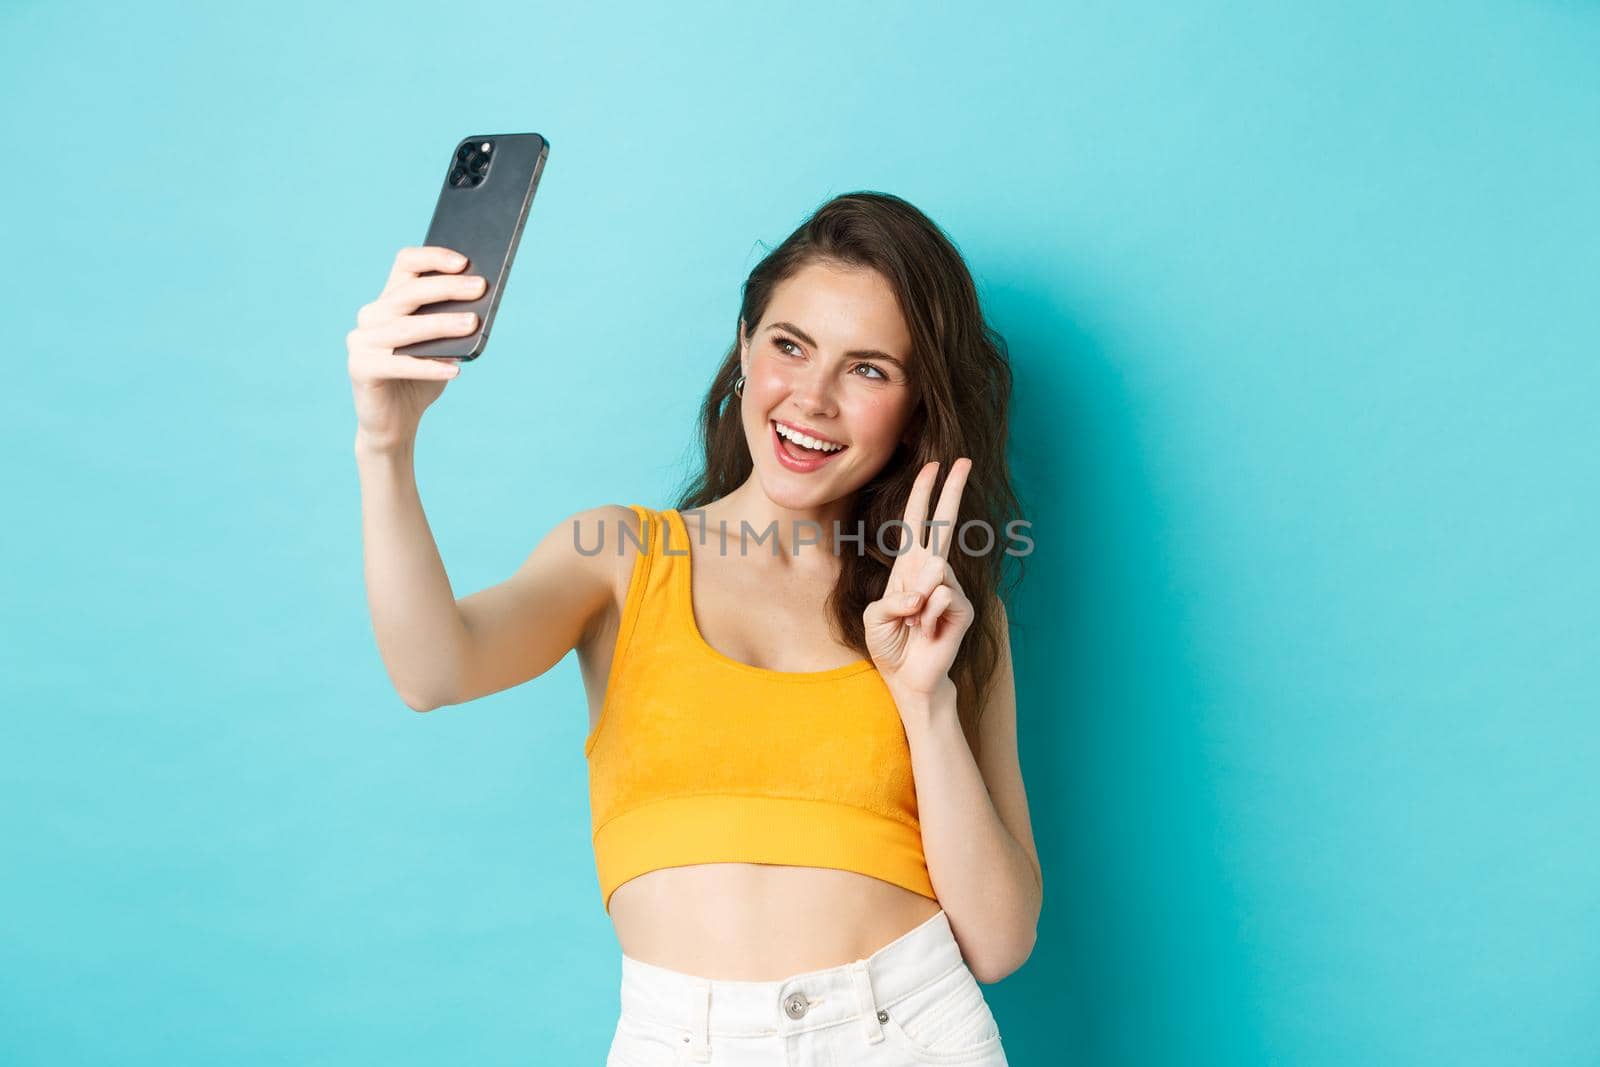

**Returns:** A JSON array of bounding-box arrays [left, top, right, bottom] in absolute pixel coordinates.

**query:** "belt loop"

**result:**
[[848, 960, 885, 1045], [686, 977, 711, 1062]]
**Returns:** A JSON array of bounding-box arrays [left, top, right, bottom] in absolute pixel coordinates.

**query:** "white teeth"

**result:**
[[775, 422, 844, 452]]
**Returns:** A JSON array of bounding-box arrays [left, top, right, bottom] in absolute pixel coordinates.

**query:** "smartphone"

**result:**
[[395, 132, 550, 361]]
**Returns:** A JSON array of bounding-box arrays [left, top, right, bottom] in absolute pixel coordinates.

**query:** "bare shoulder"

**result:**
[[565, 503, 641, 551]]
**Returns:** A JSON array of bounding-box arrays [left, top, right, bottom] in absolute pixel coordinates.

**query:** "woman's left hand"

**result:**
[[864, 458, 976, 704]]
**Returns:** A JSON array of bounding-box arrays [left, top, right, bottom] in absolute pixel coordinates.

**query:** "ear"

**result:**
[[738, 318, 749, 375]]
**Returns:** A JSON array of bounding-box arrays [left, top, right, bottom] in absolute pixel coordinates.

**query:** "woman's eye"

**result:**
[[771, 337, 886, 381]]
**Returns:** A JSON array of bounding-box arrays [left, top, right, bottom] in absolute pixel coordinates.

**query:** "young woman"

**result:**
[[350, 192, 1042, 1065]]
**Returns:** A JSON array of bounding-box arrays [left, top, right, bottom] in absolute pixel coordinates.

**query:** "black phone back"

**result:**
[[395, 132, 549, 360]]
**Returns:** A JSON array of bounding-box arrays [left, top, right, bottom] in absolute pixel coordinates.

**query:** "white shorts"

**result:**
[[605, 908, 1009, 1065]]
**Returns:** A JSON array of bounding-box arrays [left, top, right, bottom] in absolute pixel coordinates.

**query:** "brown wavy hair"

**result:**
[[675, 191, 1027, 756]]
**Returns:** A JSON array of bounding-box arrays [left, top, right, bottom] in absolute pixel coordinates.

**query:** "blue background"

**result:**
[[3, 1, 1597, 1063]]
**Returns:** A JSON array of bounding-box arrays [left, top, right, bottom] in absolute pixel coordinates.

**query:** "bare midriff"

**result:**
[[607, 863, 942, 980]]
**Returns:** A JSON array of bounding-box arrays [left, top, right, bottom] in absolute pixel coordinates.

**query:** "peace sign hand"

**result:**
[[864, 458, 976, 703]]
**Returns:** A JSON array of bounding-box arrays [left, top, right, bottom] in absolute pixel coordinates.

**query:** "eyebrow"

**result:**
[[765, 321, 908, 372]]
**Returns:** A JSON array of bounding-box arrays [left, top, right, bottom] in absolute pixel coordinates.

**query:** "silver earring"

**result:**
[[733, 375, 746, 397]]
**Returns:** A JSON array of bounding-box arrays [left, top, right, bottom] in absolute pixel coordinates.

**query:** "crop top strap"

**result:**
[[585, 504, 661, 758], [617, 502, 668, 637]]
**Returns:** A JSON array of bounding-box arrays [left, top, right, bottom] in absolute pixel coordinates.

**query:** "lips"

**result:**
[[773, 419, 846, 449], [770, 419, 847, 473]]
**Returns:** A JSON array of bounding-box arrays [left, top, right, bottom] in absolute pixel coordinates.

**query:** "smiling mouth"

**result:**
[[772, 419, 847, 452], [770, 419, 849, 470]]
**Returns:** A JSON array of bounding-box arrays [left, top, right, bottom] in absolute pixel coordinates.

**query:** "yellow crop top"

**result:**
[[583, 504, 937, 914]]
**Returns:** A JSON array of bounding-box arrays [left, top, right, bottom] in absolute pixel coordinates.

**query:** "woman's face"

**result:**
[[739, 261, 918, 509]]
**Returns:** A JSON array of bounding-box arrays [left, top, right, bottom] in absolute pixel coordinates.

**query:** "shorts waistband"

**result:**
[[618, 908, 965, 1052]]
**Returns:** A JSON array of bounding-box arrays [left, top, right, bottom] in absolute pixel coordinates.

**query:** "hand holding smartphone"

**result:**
[[395, 132, 550, 361], [346, 133, 550, 453]]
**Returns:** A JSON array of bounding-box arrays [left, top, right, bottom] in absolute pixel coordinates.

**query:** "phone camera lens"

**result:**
[[456, 144, 474, 162], [449, 165, 469, 187], [468, 155, 488, 176], [468, 174, 484, 187]]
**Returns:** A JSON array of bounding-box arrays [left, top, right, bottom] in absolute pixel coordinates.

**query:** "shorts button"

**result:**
[[784, 992, 809, 1019]]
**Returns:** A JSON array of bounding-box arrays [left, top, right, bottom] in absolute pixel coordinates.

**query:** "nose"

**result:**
[[790, 361, 839, 417]]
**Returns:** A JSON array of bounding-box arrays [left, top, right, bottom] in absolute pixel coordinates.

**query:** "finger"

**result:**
[[927, 561, 973, 631], [350, 347, 460, 381], [928, 457, 972, 560], [865, 589, 923, 626], [358, 275, 486, 329], [898, 461, 940, 555], [386, 273, 488, 316], [911, 555, 946, 599], [919, 585, 954, 631], [938, 557, 965, 596], [385, 245, 469, 291], [904, 557, 945, 628], [365, 311, 478, 350], [387, 355, 460, 379]]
